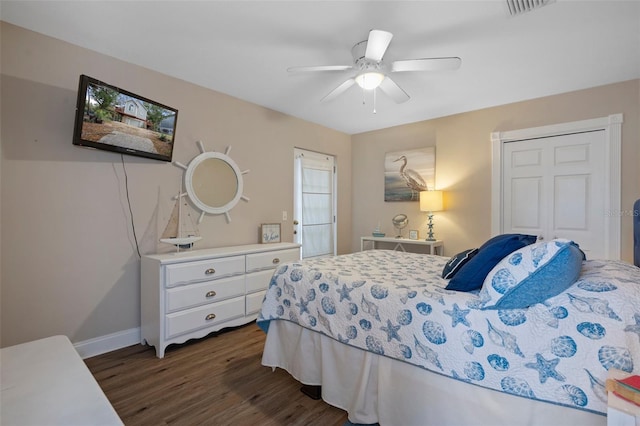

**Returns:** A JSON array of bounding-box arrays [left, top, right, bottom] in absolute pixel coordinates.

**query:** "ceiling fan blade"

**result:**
[[391, 57, 462, 72], [287, 65, 353, 73], [365, 30, 393, 62], [321, 78, 356, 102], [379, 76, 410, 104]]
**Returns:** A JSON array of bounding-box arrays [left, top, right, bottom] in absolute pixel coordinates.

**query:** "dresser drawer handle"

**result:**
[[272, 258, 280, 264], [205, 313, 216, 321], [205, 290, 216, 298], [205, 268, 216, 275]]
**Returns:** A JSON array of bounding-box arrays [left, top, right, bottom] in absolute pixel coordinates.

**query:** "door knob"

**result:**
[[293, 220, 299, 225]]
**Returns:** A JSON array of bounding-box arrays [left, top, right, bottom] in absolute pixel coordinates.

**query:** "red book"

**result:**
[[606, 375, 640, 406], [618, 375, 640, 392]]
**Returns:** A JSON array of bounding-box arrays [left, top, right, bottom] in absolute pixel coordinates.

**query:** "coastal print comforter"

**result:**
[[257, 250, 640, 415]]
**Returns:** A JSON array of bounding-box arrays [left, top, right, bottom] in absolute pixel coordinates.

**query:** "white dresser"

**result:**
[[141, 242, 301, 358]]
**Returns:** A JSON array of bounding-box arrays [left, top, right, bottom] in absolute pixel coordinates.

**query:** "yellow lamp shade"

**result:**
[[420, 190, 443, 212]]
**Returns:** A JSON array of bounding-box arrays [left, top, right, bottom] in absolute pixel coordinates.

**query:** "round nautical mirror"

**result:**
[[191, 157, 238, 209], [179, 142, 249, 223]]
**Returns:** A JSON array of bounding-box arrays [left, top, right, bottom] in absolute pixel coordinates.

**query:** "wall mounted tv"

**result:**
[[73, 74, 178, 162]]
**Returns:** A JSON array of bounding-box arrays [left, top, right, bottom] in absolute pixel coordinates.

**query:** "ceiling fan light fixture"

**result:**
[[355, 72, 385, 90]]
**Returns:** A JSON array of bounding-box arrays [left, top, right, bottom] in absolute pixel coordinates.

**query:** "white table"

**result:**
[[361, 236, 444, 256], [0, 335, 123, 426]]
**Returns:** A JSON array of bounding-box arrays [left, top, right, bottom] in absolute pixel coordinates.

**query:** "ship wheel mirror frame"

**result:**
[[173, 140, 250, 224]]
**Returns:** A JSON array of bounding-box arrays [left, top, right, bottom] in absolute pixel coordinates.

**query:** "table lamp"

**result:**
[[420, 190, 443, 241]]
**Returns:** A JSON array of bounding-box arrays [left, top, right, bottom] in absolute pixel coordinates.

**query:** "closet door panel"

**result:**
[[509, 177, 543, 231], [554, 174, 589, 231], [502, 131, 606, 258]]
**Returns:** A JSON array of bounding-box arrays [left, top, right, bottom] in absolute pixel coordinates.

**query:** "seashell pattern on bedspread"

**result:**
[[257, 250, 640, 415]]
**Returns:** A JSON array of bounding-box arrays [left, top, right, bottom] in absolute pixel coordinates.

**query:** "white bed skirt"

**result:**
[[262, 320, 606, 426]]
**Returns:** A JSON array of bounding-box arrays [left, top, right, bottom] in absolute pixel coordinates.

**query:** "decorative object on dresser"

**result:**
[[384, 147, 435, 202], [160, 189, 202, 251], [408, 229, 419, 240], [172, 140, 249, 224], [141, 242, 300, 358], [260, 223, 281, 244], [420, 190, 443, 241]]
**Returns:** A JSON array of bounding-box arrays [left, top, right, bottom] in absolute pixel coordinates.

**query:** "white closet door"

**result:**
[[294, 149, 336, 259], [503, 130, 606, 258]]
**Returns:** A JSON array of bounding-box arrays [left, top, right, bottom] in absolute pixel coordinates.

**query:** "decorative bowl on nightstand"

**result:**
[[372, 232, 385, 237]]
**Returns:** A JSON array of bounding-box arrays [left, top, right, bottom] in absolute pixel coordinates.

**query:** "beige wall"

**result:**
[[352, 79, 639, 262], [0, 23, 351, 347], [2, 21, 638, 350]]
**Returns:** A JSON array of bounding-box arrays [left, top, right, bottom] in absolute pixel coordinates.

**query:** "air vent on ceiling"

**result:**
[[506, 0, 555, 16]]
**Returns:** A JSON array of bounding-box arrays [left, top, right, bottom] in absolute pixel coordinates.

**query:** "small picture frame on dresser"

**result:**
[[261, 223, 281, 243], [409, 230, 419, 240]]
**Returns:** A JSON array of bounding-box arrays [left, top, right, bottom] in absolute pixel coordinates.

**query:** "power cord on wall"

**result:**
[[121, 154, 142, 258]]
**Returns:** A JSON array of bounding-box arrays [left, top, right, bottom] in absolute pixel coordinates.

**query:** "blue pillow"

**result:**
[[478, 239, 584, 310], [442, 248, 478, 279], [446, 234, 537, 292]]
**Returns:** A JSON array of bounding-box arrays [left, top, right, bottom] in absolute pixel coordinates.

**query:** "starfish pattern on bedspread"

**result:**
[[337, 283, 354, 302], [380, 319, 402, 342], [443, 303, 471, 327], [525, 353, 566, 384]]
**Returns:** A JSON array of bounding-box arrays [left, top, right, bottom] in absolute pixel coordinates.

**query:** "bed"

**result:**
[[257, 233, 640, 426]]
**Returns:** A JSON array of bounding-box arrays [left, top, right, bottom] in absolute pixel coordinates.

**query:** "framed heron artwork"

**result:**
[[384, 147, 435, 201]]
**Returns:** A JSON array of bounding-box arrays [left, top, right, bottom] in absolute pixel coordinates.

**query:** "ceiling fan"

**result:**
[[287, 29, 462, 105]]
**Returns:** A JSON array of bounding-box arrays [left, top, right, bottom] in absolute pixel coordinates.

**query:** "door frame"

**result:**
[[293, 148, 337, 258], [490, 113, 622, 259]]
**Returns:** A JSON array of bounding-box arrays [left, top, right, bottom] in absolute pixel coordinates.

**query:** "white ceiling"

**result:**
[[2, 1, 639, 135]]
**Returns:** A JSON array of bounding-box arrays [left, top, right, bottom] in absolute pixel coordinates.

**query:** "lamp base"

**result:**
[[425, 212, 436, 241]]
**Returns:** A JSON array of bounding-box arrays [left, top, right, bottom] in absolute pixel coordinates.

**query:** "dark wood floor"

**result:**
[[85, 323, 348, 426]]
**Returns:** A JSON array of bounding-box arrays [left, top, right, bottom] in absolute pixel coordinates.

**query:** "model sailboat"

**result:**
[[160, 191, 202, 250]]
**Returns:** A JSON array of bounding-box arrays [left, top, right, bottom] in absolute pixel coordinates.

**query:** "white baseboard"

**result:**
[[74, 327, 141, 359]]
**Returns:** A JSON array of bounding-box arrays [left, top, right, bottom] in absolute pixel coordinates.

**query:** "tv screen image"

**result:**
[[73, 75, 178, 162]]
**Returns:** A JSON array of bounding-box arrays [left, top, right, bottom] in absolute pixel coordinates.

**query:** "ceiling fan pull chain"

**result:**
[[373, 88, 377, 114], [362, 86, 366, 105]]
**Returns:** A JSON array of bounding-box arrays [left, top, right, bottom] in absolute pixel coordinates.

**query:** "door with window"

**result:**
[[293, 149, 337, 259]]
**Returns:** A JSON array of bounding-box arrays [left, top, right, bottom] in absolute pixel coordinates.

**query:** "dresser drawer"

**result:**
[[165, 255, 245, 288], [245, 269, 275, 294], [165, 275, 244, 313], [246, 248, 299, 273], [165, 296, 245, 339], [246, 290, 267, 316]]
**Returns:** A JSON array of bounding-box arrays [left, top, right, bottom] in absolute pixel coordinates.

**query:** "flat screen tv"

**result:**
[[73, 74, 178, 162]]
